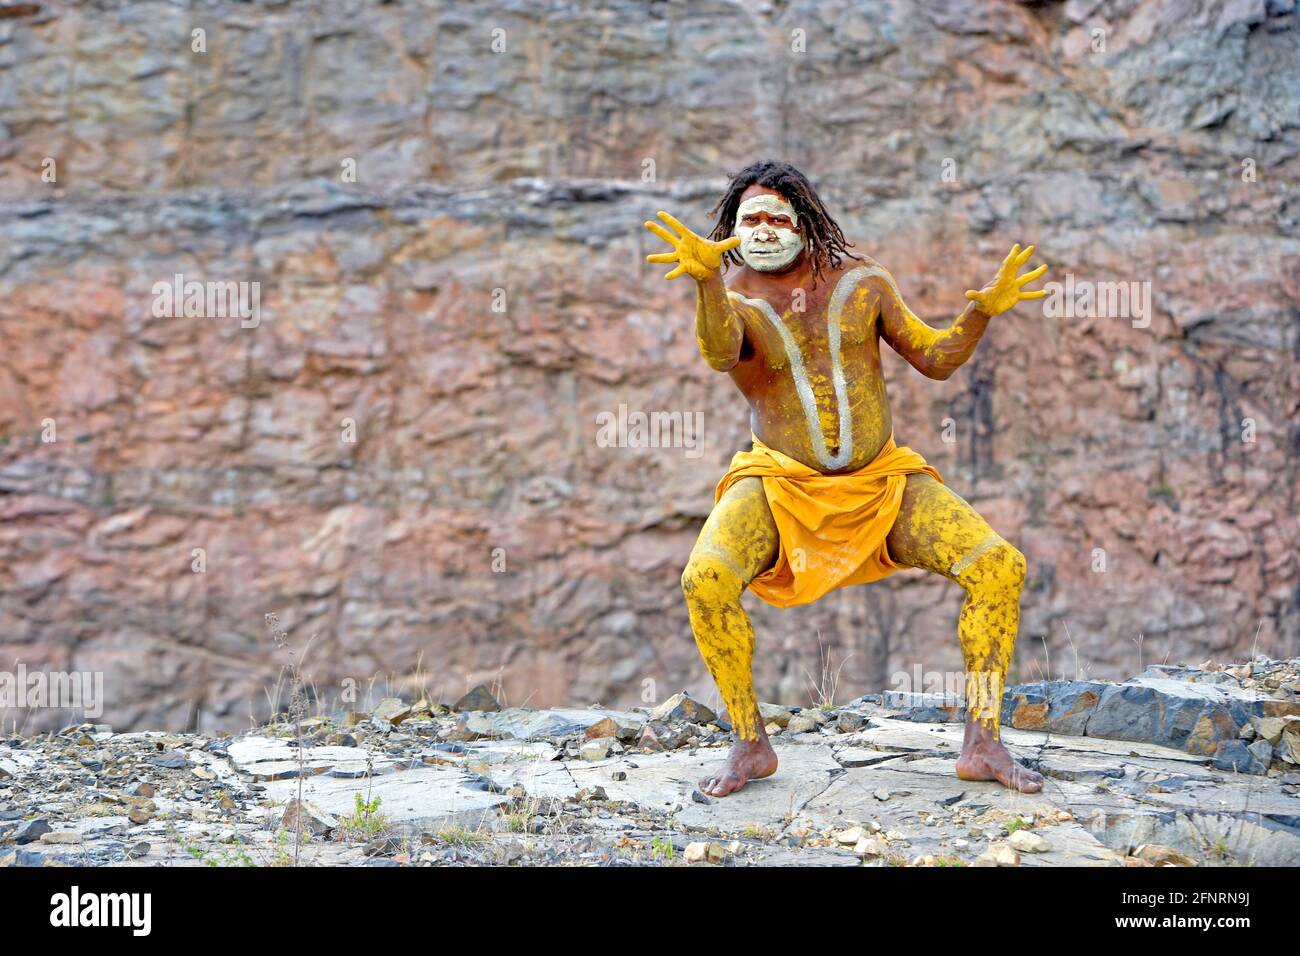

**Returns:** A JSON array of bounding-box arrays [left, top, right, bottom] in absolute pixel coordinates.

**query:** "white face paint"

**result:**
[[734, 195, 804, 272]]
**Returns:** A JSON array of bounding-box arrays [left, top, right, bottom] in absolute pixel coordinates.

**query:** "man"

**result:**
[[644, 160, 1048, 797]]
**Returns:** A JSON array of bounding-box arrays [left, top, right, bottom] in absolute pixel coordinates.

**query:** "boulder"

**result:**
[[649, 693, 717, 725], [453, 685, 501, 713]]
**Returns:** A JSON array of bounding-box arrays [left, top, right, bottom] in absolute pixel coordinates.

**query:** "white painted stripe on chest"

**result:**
[[728, 266, 872, 470]]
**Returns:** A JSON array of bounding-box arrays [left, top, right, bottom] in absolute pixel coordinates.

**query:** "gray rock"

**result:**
[[1088, 678, 1284, 755], [582, 714, 646, 742], [648, 693, 716, 725], [637, 721, 691, 751], [453, 685, 501, 713], [371, 698, 411, 724], [1278, 727, 1300, 765], [487, 707, 641, 742], [882, 690, 964, 723], [226, 736, 395, 780], [444, 712, 501, 742], [1002, 680, 1110, 735], [1251, 716, 1289, 745], [836, 712, 867, 733], [280, 798, 339, 836], [13, 819, 51, 844], [974, 844, 1020, 867], [786, 715, 819, 735], [1008, 830, 1051, 854], [1211, 740, 1269, 775], [1248, 739, 1273, 766], [758, 703, 793, 728], [579, 737, 617, 761]]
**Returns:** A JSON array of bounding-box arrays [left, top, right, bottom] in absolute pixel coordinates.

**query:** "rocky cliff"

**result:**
[[0, 0, 1297, 733]]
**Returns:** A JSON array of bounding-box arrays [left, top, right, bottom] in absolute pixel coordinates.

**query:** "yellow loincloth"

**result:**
[[714, 433, 943, 608]]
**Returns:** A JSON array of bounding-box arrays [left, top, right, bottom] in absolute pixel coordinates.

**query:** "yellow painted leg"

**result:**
[[681, 476, 778, 742], [886, 473, 1042, 792]]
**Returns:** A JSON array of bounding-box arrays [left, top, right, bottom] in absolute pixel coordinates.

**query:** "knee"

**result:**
[[962, 539, 1026, 598], [1000, 543, 1027, 591], [681, 552, 744, 609]]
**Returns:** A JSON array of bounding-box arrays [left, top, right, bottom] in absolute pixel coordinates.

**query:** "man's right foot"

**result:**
[[698, 737, 778, 797]]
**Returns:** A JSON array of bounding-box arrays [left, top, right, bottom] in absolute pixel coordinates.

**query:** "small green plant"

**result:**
[[172, 827, 257, 867], [437, 825, 488, 847], [504, 792, 546, 835], [338, 791, 389, 840], [270, 827, 308, 867], [650, 835, 675, 859]]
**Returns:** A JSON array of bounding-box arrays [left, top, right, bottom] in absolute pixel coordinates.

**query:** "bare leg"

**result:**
[[885, 474, 1043, 793], [681, 476, 780, 797]]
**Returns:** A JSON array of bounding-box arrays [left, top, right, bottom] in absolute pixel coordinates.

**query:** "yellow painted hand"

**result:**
[[643, 210, 741, 281], [964, 244, 1048, 316]]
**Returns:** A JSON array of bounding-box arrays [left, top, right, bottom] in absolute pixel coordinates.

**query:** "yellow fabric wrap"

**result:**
[[714, 434, 943, 608]]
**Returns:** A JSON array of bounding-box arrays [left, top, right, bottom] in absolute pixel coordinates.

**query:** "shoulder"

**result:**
[[722, 266, 758, 299], [822, 256, 895, 306], [723, 276, 775, 317], [837, 256, 907, 301], [836, 254, 888, 284]]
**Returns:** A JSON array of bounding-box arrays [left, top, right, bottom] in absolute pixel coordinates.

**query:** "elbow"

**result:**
[[703, 351, 739, 373], [917, 358, 955, 381], [698, 336, 740, 372]]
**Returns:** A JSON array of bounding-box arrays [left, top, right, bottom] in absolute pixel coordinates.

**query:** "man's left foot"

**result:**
[[956, 732, 1043, 793]]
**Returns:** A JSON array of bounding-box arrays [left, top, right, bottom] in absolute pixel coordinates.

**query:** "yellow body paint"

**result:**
[[646, 193, 1045, 745], [680, 477, 776, 742]]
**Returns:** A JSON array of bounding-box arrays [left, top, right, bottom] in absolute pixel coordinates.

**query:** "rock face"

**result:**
[[901, 657, 1300, 772], [3, 660, 1298, 868], [0, 0, 1297, 732]]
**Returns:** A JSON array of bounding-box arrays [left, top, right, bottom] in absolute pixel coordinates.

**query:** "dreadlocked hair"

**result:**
[[708, 159, 859, 287]]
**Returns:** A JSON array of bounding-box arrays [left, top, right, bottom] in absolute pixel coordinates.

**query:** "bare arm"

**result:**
[[693, 271, 746, 371], [645, 210, 746, 372], [877, 245, 1047, 381], [876, 271, 992, 381]]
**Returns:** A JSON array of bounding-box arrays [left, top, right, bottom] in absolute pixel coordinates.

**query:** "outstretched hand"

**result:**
[[643, 210, 741, 281], [965, 244, 1048, 317]]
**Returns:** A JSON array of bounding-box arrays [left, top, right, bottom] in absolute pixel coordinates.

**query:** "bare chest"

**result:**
[[727, 266, 879, 373], [725, 266, 885, 470]]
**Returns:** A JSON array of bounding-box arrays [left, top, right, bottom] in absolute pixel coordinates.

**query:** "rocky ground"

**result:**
[[2, 657, 1298, 868]]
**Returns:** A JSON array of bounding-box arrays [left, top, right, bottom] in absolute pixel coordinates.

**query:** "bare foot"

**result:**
[[956, 721, 1044, 793], [699, 736, 778, 797]]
